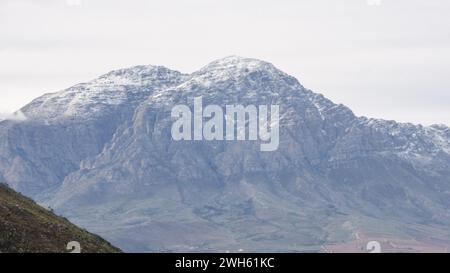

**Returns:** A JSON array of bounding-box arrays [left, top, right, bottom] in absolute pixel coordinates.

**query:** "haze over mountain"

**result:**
[[1, 57, 449, 252]]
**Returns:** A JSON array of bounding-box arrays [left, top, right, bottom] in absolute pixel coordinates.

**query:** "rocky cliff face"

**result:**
[[1, 57, 449, 252]]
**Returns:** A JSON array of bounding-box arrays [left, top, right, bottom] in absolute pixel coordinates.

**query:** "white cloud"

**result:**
[[0, 111, 28, 122]]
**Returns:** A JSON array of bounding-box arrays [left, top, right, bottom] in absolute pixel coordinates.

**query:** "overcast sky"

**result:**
[[0, 0, 449, 125]]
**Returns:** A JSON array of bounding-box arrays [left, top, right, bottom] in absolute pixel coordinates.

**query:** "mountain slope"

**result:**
[[0, 183, 120, 253]]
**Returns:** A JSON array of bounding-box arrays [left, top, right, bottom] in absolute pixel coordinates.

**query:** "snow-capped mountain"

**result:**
[[1, 57, 449, 252], [0, 65, 186, 197]]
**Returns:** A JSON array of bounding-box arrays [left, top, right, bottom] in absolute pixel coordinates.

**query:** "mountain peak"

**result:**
[[95, 65, 186, 86], [198, 56, 279, 74], [208, 55, 269, 65], [19, 64, 187, 121], [180, 56, 301, 93]]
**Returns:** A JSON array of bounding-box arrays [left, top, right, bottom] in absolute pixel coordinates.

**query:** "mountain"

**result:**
[[0, 183, 120, 253], [0, 65, 187, 199], [1, 56, 449, 252]]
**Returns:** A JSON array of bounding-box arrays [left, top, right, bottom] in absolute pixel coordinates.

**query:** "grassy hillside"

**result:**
[[0, 183, 121, 253]]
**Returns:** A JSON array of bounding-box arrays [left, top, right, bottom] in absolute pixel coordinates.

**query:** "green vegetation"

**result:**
[[0, 183, 121, 253]]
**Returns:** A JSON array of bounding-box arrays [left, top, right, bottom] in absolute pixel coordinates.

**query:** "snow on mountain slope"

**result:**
[[21, 65, 187, 121], [0, 65, 187, 197]]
